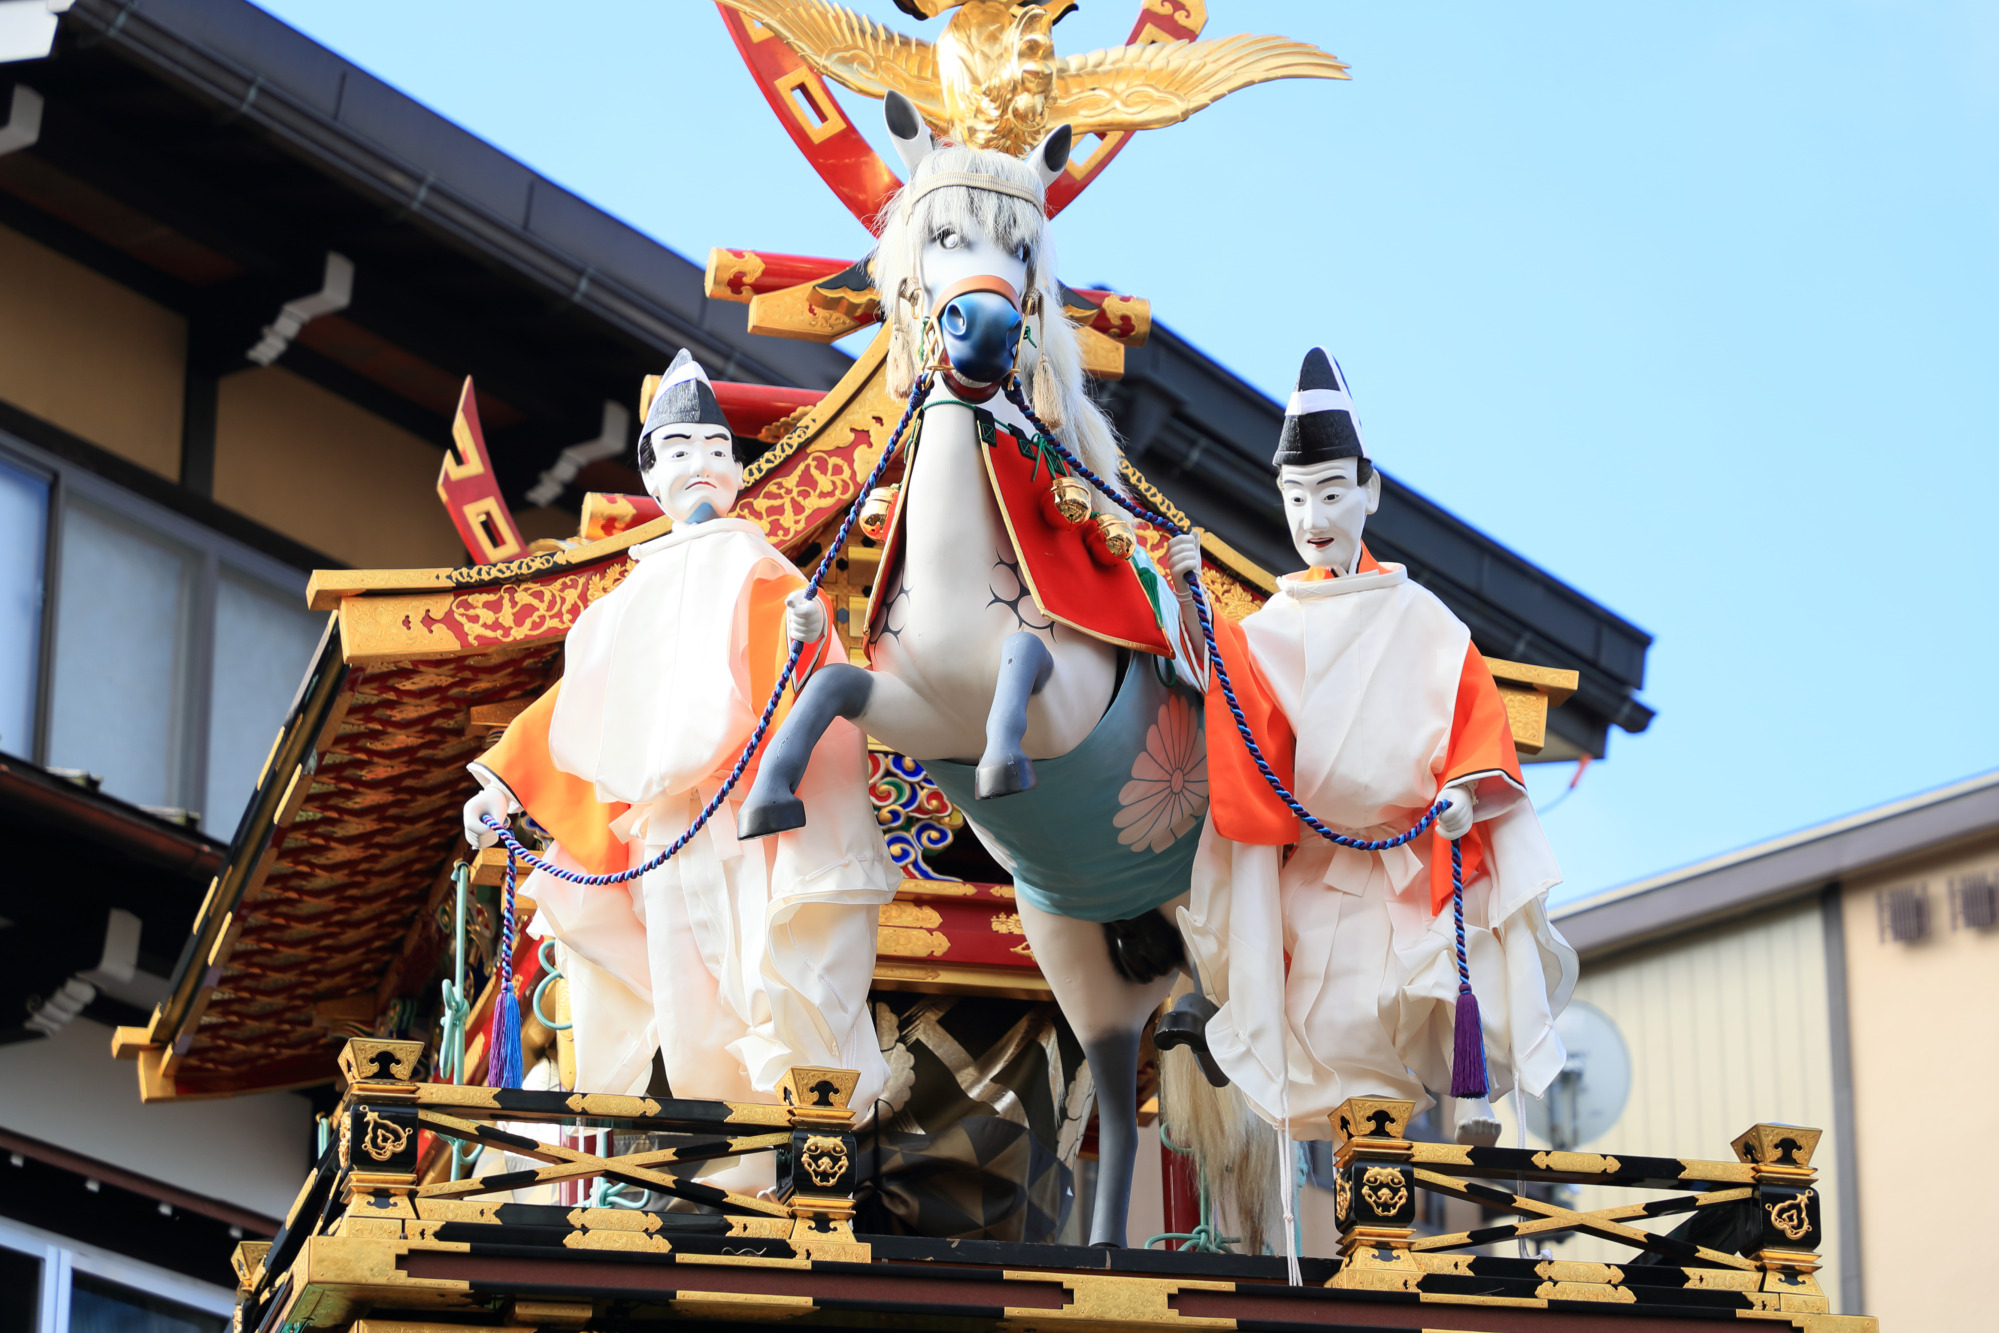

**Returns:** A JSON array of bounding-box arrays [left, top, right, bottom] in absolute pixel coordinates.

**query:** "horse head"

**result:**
[[872, 92, 1121, 482]]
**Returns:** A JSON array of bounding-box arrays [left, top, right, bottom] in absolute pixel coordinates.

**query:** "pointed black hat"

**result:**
[[1272, 347, 1369, 471], [643, 349, 728, 434]]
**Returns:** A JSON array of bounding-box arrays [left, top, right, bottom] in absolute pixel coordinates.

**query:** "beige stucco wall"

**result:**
[[214, 366, 466, 570], [1497, 900, 1846, 1305], [1841, 833, 1999, 1331], [0, 222, 186, 477]]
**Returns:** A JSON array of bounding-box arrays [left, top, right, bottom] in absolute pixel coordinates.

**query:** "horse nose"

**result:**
[[939, 291, 1022, 384]]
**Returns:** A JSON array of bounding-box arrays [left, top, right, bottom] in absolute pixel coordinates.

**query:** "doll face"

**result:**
[[644, 426, 741, 523], [1279, 458, 1380, 573]]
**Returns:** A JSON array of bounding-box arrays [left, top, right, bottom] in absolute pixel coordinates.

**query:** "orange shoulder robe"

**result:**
[[476, 573, 835, 876], [1201, 553, 1523, 915]]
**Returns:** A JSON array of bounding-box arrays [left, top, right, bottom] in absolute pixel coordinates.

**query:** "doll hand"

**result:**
[[463, 784, 513, 849], [786, 590, 826, 644], [1164, 531, 1203, 598], [1437, 781, 1477, 840]]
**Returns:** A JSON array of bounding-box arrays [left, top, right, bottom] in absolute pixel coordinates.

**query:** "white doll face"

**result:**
[[644, 426, 741, 523], [1279, 458, 1381, 573]]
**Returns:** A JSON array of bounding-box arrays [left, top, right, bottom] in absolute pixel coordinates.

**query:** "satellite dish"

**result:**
[[1524, 1001, 1631, 1150]]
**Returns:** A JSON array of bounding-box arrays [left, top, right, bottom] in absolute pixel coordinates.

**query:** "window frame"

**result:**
[[0, 427, 315, 828], [0, 1214, 235, 1331]]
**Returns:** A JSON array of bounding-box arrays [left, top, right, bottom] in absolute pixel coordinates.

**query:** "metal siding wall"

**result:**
[[1493, 900, 1843, 1304]]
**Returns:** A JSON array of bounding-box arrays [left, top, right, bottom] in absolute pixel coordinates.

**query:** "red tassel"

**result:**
[[1451, 984, 1489, 1099]]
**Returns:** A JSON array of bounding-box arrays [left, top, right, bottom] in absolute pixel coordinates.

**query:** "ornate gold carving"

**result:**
[[736, 450, 861, 547], [338, 1038, 423, 1084], [1334, 1172, 1351, 1222], [1360, 1166, 1407, 1216], [1333, 1096, 1414, 1145], [989, 911, 1025, 935], [879, 901, 944, 929], [1767, 1189, 1814, 1241], [780, 1065, 860, 1113], [1530, 1150, 1624, 1175], [726, 0, 1348, 156], [800, 1134, 850, 1188], [706, 247, 767, 303], [1733, 1123, 1822, 1171], [360, 1110, 412, 1163], [877, 925, 951, 957]]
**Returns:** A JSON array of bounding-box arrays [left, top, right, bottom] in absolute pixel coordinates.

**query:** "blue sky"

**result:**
[[256, 1, 1998, 900]]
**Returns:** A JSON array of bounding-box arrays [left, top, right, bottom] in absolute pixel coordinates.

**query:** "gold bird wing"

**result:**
[[1051, 34, 1351, 136], [725, 0, 948, 128]]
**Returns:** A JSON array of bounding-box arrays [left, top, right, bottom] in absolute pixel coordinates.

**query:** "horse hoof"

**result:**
[[1154, 1011, 1230, 1089], [975, 750, 1036, 799], [737, 794, 806, 839]]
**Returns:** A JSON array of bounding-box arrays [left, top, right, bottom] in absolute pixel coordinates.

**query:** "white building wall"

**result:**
[[0, 1019, 312, 1221]]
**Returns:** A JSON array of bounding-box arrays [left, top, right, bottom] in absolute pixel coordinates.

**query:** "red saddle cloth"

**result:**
[[865, 408, 1173, 657]]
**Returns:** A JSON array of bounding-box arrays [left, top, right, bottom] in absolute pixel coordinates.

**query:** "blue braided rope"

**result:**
[[478, 371, 934, 886]]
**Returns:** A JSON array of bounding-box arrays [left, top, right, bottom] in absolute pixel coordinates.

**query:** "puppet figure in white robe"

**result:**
[[1161, 348, 1577, 1145], [462, 351, 896, 1190]]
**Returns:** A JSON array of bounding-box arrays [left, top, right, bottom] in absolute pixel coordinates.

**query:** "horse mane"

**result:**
[[869, 143, 1124, 491]]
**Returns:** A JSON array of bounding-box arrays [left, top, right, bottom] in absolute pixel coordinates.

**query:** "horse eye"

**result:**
[[936, 228, 961, 249]]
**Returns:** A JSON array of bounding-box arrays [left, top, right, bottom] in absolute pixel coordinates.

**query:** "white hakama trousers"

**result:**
[[1183, 817, 1576, 1135]]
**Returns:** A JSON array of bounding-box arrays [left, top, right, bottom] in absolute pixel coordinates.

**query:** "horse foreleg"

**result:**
[[976, 631, 1053, 799], [737, 665, 873, 838]]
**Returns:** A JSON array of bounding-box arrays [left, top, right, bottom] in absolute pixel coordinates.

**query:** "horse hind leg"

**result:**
[[737, 664, 873, 838], [976, 631, 1053, 799], [1082, 1026, 1143, 1247]]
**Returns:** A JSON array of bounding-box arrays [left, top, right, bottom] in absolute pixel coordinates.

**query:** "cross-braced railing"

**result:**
[[1323, 1095, 1830, 1315], [231, 1038, 866, 1332]]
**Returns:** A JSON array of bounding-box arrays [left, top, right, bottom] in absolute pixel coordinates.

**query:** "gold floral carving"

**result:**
[[1766, 1189, 1814, 1241], [737, 452, 860, 547], [801, 1134, 850, 1189], [449, 566, 628, 646], [1335, 1172, 1352, 1222], [1360, 1166, 1408, 1216], [989, 912, 1024, 935], [360, 1109, 411, 1162], [877, 925, 950, 958]]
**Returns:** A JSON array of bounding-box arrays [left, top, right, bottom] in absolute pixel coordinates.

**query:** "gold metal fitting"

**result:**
[[858, 485, 900, 542], [1046, 475, 1091, 525], [1086, 512, 1135, 564]]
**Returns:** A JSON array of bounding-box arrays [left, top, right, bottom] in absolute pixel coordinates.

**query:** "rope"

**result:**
[[478, 371, 933, 885]]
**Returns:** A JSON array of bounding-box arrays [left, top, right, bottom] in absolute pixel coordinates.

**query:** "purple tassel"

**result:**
[[486, 849, 524, 1089], [1450, 983, 1489, 1099], [487, 979, 523, 1089], [1446, 835, 1488, 1099]]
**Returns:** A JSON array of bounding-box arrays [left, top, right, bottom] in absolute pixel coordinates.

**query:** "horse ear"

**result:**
[[884, 92, 934, 177], [1030, 123, 1072, 190]]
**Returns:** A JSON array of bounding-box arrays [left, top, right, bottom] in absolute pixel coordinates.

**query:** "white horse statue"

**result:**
[[740, 93, 1213, 1247]]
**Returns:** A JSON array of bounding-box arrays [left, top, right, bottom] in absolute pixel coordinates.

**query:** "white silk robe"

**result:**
[[490, 518, 896, 1110], [1180, 564, 1578, 1134]]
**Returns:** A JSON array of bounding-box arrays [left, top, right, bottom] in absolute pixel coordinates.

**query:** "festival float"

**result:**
[[107, 4, 1860, 1330]]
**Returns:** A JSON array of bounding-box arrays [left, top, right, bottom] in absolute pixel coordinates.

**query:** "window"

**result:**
[[1877, 884, 1931, 944], [0, 1218, 231, 1333], [0, 431, 325, 834], [1953, 872, 1998, 932], [69, 1275, 224, 1333], [0, 453, 49, 757]]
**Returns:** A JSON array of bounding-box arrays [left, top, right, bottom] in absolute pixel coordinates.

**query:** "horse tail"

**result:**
[[1157, 1003, 1282, 1255]]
